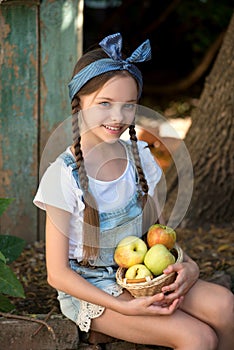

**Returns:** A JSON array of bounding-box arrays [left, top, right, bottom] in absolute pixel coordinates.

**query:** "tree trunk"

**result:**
[[163, 12, 234, 228]]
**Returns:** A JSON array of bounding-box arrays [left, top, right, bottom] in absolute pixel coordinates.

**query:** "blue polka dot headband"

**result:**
[[68, 33, 151, 101]]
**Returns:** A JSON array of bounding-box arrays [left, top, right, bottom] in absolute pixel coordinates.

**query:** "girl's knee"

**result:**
[[177, 324, 218, 350], [193, 328, 218, 350], [221, 288, 234, 318], [214, 287, 234, 328], [203, 327, 219, 350]]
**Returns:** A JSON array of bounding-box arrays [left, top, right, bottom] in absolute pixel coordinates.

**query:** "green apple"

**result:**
[[144, 244, 175, 276], [147, 224, 176, 250], [114, 235, 148, 268], [125, 264, 153, 280]]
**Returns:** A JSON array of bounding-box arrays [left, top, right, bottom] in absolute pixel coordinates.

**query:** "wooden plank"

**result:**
[[0, 4, 39, 241], [0, 1, 82, 242], [39, 0, 81, 240], [0, 0, 40, 5], [40, 0, 81, 148]]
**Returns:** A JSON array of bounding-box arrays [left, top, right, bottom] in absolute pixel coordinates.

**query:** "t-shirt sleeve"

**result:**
[[138, 140, 162, 196], [33, 158, 84, 214]]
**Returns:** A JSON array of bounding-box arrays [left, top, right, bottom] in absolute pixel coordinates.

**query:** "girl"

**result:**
[[34, 33, 234, 349]]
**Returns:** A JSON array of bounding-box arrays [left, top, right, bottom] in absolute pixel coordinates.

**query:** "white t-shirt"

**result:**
[[33, 140, 162, 260]]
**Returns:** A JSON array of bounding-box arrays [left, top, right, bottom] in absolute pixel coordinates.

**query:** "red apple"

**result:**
[[147, 224, 176, 250]]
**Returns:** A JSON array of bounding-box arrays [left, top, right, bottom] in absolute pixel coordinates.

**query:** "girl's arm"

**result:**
[[45, 206, 182, 316], [45, 208, 121, 311]]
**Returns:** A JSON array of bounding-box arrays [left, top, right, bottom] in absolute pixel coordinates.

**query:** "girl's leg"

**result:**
[[180, 279, 234, 350], [91, 290, 218, 350]]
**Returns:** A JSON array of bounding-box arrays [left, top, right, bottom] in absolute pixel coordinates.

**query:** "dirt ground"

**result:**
[[10, 224, 234, 316]]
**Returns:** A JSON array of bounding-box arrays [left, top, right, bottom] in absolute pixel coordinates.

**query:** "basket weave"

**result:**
[[116, 244, 183, 298]]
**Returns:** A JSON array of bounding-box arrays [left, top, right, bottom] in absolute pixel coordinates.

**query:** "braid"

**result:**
[[129, 124, 158, 232], [71, 97, 100, 265], [129, 125, 149, 200]]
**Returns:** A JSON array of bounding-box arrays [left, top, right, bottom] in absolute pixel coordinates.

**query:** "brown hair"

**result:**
[[71, 48, 154, 265]]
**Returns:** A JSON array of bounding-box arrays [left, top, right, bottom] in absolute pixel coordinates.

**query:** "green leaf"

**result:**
[[0, 198, 14, 216], [0, 235, 25, 264], [0, 294, 15, 312], [0, 261, 25, 298], [0, 251, 6, 263]]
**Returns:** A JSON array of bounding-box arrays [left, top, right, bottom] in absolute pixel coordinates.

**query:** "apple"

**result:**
[[144, 244, 175, 276], [125, 264, 153, 280], [114, 235, 148, 268], [147, 224, 176, 250]]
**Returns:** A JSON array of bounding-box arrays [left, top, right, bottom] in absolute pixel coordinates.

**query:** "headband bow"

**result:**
[[68, 33, 151, 101], [99, 32, 151, 64]]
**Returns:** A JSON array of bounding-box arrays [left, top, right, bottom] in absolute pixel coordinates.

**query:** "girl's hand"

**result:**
[[161, 254, 199, 302], [120, 292, 183, 316]]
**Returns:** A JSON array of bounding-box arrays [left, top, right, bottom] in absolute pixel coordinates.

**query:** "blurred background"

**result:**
[[83, 0, 233, 108]]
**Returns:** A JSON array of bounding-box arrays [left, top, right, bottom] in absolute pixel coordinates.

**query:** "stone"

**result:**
[[0, 314, 79, 350]]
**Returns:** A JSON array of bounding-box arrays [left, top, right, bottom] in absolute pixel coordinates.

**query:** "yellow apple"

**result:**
[[147, 224, 176, 250], [125, 264, 153, 280], [144, 244, 175, 276], [114, 235, 147, 268]]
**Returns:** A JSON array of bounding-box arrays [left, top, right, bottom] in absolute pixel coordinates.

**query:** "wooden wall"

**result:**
[[0, 0, 82, 241]]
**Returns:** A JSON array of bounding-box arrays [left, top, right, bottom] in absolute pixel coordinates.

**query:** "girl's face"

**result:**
[[79, 75, 138, 146]]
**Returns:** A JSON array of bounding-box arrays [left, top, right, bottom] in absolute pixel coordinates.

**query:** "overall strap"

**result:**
[[59, 152, 80, 188]]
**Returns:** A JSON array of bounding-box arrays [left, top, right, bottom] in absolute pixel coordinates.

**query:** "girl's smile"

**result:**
[[102, 123, 125, 134]]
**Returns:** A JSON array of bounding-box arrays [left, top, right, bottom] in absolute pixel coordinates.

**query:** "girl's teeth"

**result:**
[[105, 125, 120, 131]]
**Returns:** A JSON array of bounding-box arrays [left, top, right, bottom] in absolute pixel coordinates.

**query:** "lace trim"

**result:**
[[76, 283, 123, 332], [76, 301, 105, 332]]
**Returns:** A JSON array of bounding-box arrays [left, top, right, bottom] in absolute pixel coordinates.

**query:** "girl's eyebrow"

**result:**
[[96, 97, 137, 102]]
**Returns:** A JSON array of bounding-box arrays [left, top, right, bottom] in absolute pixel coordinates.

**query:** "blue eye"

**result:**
[[99, 101, 110, 107], [123, 104, 135, 109]]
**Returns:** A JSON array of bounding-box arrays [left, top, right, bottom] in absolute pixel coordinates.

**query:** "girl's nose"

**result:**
[[110, 104, 124, 122]]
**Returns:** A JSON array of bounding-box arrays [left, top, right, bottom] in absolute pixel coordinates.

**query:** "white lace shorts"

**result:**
[[57, 263, 123, 332]]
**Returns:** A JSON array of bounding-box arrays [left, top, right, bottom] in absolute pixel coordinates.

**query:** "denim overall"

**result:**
[[57, 142, 152, 332]]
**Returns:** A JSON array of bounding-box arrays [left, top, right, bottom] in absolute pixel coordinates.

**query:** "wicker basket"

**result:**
[[116, 244, 183, 298]]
